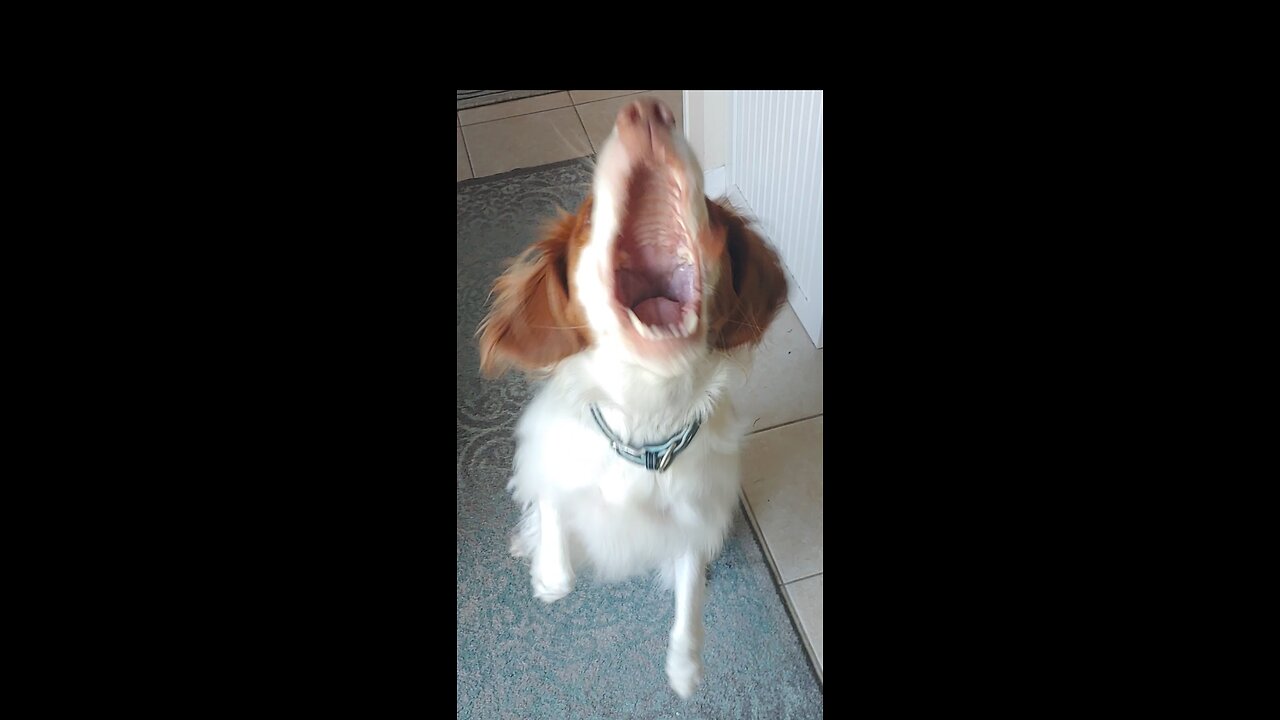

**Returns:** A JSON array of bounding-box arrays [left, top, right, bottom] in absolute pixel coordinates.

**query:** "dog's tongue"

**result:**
[[633, 297, 683, 326]]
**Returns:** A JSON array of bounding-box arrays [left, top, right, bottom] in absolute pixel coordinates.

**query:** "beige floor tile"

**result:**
[[569, 90, 644, 105], [458, 92, 573, 126], [785, 574, 823, 677], [575, 90, 684, 153], [727, 301, 823, 433], [461, 107, 592, 178], [741, 416, 822, 583], [457, 127, 471, 181]]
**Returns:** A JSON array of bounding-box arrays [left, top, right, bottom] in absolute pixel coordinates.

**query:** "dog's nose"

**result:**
[[618, 98, 676, 129], [615, 98, 677, 161]]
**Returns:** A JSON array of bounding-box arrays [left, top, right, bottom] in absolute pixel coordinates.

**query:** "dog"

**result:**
[[477, 97, 787, 698]]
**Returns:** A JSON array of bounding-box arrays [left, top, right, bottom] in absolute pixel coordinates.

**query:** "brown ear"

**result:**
[[477, 199, 593, 377], [707, 199, 789, 350]]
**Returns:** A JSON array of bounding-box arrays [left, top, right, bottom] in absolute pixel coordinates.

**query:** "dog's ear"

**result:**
[[478, 198, 594, 377], [706, 199, 789, 350]]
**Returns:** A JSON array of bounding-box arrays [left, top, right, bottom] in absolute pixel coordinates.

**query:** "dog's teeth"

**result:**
[[676, 246, 694, 266], [629, 307, 695, 341], [628, 309, 648, 337]]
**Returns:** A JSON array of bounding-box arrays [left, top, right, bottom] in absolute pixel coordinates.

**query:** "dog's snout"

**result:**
[[615, 99, 677, 161], [616, 99, 675, 129]]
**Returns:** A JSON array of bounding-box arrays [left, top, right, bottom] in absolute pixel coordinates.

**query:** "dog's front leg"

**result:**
[[530, 499, 575, 603], [666, 551, 706, 698]]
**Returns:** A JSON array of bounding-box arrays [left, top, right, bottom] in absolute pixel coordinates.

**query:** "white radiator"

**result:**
[[727, 90, 823, 348]]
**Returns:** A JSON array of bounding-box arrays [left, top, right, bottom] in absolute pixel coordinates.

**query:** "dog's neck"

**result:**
[[563, 346, 732, 446]]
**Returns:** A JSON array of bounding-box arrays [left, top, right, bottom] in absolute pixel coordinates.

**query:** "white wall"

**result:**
[[688, 90, 823, 348], [683, 91, 731, 198]]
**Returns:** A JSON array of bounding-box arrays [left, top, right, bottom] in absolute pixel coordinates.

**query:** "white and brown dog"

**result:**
[[478, 98, 787, 698]]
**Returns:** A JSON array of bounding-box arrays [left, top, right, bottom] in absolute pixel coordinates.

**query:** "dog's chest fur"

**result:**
[[506, 351, 747, 581]]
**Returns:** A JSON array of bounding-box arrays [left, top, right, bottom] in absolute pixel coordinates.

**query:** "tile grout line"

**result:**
[[460, 123, 475, 180], [460, 91, 646, 128], [737, 488, 787, 588], [461, 102, 603, 179], [460, 92, 669, 179], [782, 570, 824, 678], [741, 485, 822, 588], [460, 101, 574, 127], [779, 579, 824, 684], [738, 406, 823, 681], [784, 570, 823, 586], [573, 105, 596, 155], [781, 572, 824, 681], [739, 490, 824, 686], [569, 90, 647, 106], [747, 412, 823, 436]]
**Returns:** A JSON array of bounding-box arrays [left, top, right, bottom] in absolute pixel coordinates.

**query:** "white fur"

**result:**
[[506, 349, 749, 698]]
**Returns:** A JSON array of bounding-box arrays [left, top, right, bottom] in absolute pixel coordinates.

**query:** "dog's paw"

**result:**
[[666, 652, 703, 699], [531, 565, 574, 603]]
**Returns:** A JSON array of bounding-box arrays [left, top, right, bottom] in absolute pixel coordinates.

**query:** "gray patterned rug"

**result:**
[[456, 158, 823, 720]]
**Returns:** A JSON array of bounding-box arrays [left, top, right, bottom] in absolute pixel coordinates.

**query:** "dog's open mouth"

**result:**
[[613, 166, 700, 341]]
